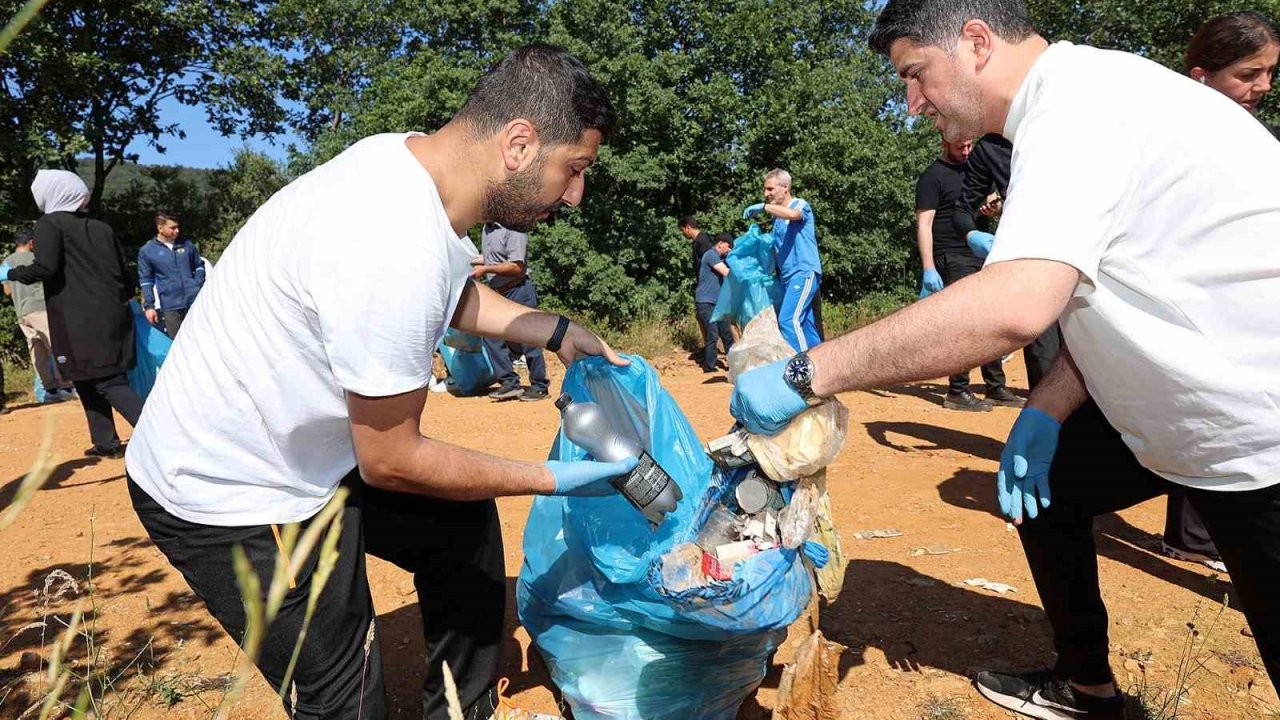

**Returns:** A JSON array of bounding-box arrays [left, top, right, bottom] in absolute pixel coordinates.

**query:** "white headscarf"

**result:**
[[31, 169, 90, 215]]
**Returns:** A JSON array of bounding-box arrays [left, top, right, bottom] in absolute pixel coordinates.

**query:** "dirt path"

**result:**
[[0, 354, 1274, 719]]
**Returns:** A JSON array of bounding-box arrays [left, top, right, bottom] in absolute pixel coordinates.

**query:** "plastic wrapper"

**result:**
[[437, 328, 498, 396], [127, 299, 173, 401], [518, 356, 812, 720], [779, 473, 820, 549]]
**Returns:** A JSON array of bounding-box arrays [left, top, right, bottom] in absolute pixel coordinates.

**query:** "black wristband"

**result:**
[[546, 315, 571, 353]]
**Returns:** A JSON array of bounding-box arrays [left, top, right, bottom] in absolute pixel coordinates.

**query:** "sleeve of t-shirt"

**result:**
[[985, 109, 1139, 287], [309, 240, 444, 397], [799, 199, 814, 226], [915, 170, 940, 211], [504, 230, 529, 265]]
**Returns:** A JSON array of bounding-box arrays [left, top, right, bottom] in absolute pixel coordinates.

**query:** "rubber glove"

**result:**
[[0, 263, 11, 281], [729, 358, 808, 435], [801, 541, 829, 569], [997, 408, 1060, 522], [742, 203, 765, 220], [546, 456, 638, 497], [920, 268, 943, 297], [966, 230, 995, 259]]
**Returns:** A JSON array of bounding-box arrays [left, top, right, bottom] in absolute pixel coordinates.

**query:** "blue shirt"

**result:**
[[696, 248, 726, 305], [771, 198, 821, 278]]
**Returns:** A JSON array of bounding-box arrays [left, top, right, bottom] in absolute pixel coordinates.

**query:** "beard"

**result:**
[[483, 152, 558, 232], [937, 71, 987, 144]]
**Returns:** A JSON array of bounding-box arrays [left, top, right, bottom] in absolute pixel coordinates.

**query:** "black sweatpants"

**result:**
[[1018, 400, 1280, 687], [935, 252, 1006, 395], [162, 308, 188, 340], [128, 469, 506, 720], [695, 302, 734, 371], [74, 373, 143, 450]]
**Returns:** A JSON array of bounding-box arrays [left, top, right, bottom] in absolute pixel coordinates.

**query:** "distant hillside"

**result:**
[[75, 158, 216, 198]]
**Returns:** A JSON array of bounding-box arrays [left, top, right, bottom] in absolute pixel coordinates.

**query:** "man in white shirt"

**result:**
[[126, 45, 632, 720], [726, 1, 1280, 718]]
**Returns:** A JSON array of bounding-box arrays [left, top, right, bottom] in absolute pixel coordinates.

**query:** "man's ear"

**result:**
[[500, 119, 540, 172], [961, 19, 996, 73]]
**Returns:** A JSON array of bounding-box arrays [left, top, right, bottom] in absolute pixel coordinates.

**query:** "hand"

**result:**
[[729, 358, 808, 435], [469, 265, 488, 280], [921, 268, 943, 294], [966, 231, 995, 259], [556, 322, 630, 368], [801, 541, 829, 569], [742, 203, 765, 220], [144, 308, 159, 325], [0, 262, 10, 281], [545, 457, 638, 497], [997, 407, 1060, 524]]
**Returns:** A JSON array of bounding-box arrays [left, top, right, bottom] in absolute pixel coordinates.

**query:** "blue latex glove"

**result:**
[[967, 230, 995, 259], [546, 456, 638, 497], [0, 262, 11, 281], [742, 203, 765, 220], [920, 268, 943, 297], [729, 358, 808, 435], [801, 541, 829, 569], [997, 408, 1060, 522]]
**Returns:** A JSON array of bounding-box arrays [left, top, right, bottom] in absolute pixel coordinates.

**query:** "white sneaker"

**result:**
[[1161, 541, 1227, 573]]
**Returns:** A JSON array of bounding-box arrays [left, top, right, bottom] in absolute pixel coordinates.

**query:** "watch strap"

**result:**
[[546, 315, 571, 353]]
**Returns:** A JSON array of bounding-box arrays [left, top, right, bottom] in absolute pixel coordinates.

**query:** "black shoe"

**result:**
[[84, 445, 125, 459], [943, 390, 993, 412], [974, 670, 1124, 719], [519, 386, 550, 402], [487, 383, 523, 400], [986, 386, 1026, 407]]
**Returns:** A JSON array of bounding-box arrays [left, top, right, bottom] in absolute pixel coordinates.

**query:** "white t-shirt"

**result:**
[[987, 42, 1280, 491], [126, 133, 479, 525]]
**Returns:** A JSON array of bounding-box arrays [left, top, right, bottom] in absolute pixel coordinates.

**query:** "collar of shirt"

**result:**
[[155, 236, 176, 251], [1004, 41, 1071, 142]]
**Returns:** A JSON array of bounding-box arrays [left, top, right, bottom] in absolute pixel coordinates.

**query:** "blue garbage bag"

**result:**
[[438, 328, 498, 396], [517, 355, 812, 720], [712, 224, 781, 326], [127, 300, 173, 400]]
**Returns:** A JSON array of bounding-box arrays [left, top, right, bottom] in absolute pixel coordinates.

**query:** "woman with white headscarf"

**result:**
[[0, 169, 143, 457]]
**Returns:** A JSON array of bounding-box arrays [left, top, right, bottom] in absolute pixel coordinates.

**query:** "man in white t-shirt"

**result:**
[[726, 1, 1280, 718], [125, 45, 630, 720]]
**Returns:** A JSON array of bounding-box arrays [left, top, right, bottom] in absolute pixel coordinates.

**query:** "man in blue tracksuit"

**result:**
[[138, 211, 205, 339], [743, 168, 822, 351]]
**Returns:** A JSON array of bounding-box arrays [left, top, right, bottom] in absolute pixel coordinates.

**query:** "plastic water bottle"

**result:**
[[555, 393, 683, 526]]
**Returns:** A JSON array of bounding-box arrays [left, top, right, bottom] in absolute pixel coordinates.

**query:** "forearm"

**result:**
[[6, 263, 53, 284], [952, 205, 979, 238], [916, 223, 936, 269], [1026, 346, 1088, 422], [362, 435, 553, 499], [478, 261, 525, 277], [764, 203, 802, 221], [809, 259, 1075, 396], [450, 279, 559, 346]]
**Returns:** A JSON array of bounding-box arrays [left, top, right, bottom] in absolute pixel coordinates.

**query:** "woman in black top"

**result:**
[[5, 170, 143, 457]]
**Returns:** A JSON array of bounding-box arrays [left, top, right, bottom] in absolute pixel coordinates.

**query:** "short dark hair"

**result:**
[[715, 232, 734, 247], [457, 44, 617, 147], [13, 229, 33, 247], [678, 215, 699, 229], [155, 211, 179, 227], [1186, 12, 1280, 73], [870, 0, 1037, 56]]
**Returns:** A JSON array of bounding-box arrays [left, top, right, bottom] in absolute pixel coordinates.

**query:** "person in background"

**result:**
[[915, 136, 1021, 411], [1157, 10, 1280, 575], [694, 233, 734, 373], [472, 222, 551, 401], [1188, 11, 1280, 137], [3, 229, 77, 402], [953, 133, 1062, 390], [679, 215, 716, 356], [138, 211, 206, 339], [0, 170, 143, 459], [743, 169, 821, 352]]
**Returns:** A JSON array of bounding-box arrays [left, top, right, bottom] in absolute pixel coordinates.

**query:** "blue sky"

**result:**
[[125, 96, 302, 169]]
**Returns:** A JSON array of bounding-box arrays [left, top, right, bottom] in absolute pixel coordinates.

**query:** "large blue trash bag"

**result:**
[[517, 355, 812, 720], [438, 328, 498, 396], [712, 224, 781, 326], [127, 300, 173, 400]]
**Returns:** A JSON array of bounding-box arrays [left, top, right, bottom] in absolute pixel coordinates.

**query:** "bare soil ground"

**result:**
[[1, 354, 1274, 719]]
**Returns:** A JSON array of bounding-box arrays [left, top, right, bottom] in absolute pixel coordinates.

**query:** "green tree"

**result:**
[[202, 150, 292, 260]]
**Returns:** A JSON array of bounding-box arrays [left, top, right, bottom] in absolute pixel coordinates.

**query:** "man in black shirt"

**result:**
[[952, 133, 1062, 391], [679, 215, 716, 354], [915, 138, 1022, 411]]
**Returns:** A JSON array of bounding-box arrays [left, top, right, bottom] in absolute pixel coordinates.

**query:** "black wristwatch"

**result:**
[[783, 352, 818, 403], [546, 315, 571, 353]]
